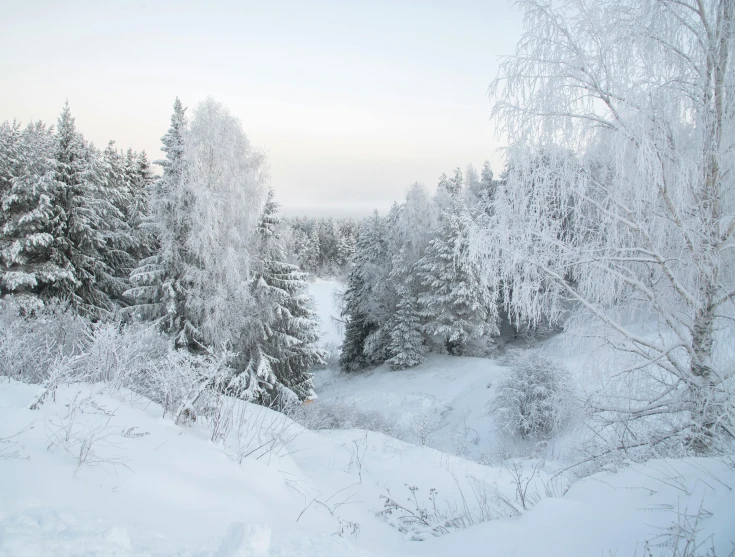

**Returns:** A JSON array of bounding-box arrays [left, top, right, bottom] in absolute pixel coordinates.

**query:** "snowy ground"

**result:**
[[0, 279, 732, 556], [309, 278, 344, 350]]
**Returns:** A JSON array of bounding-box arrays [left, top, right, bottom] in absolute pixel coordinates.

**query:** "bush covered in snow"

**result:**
[[288, 399, 397, 438], [0, 298, 88, 384], [491, 352, 574, 440]]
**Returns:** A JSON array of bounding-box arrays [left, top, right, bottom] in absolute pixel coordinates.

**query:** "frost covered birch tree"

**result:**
[[127, 97, 272, 397], [476, 0, 735, 452], [181, 98, 267, 352]]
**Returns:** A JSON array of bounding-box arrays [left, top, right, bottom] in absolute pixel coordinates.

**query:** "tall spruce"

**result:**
[[54, 103, 128, 316], [251, 189, 324, 403], [99, 141, 136, 304], [339, 211, 391, 371], [0, 121, 73, 300], [125, 98, 191, 336], [417, 200, 498, 355], [386, 283, 425, 369]]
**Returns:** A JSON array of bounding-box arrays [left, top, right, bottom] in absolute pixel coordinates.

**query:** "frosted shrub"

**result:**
[[135, 348, 235, 423], [289, 400, 396, 438], [0, 298, 87, 383], [492, 353, 574, 440], [79, 321, 170, 387]]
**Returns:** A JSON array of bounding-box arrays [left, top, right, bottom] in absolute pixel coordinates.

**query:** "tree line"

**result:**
[[339, 163, 506, 371], [284, 216, 359, 278], [0, 97, 323, 406], [341, 0, 735, 459]]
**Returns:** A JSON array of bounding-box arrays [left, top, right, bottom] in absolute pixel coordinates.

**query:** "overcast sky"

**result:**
[[1, 0, 524, 217]]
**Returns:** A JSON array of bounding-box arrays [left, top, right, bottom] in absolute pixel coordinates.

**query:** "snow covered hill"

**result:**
[[0, 280, 732, 557]]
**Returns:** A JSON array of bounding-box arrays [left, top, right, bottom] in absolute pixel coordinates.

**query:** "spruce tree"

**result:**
[[299, 226, 321, 273], [123, 148, 156, 268], [417, 201, 498, 355], [473, 161, 496, 217], [0, 121, 21, 208], [335, 222, 356, 267], [54, 102, 128, 316], [125, 98, 190, 335], [0, 121, 21, 266], [0, 121, 73, 300], [251, 189, 324, 402], [99, 141, 136, 304], [386, 283, 424, 369], [339, 211, 390, 371]]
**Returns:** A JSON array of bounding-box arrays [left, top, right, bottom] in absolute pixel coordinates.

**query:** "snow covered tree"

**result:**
[[299, 225, 321, 273], [0, 121, 74, 301], [435, 168, 464, 214], [250, 189, 324, 403], [0, 121, 22, 265], [381, 184, 438, 368], [129, 97, 271, 399], [439, 168, 463, 197], [477, 0, 735, 453], [468, 161, 496, 216], [0, 121, 20, 208], [335, 222, 357, 267], [386, 284, 425, 370], [492, 352, 574, 440], [339, 210, 391, 371], [53, 102, 130, 316], [183, 99, 267, 354], [123, 148, 156, 267], [98, 141, 137, 304], [124, 148, 154, 197], [125, 97, 190, 330], [418, 200, 498, 355]]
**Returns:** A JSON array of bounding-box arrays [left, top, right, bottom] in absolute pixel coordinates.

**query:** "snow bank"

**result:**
[[0, 379, 733, 556]]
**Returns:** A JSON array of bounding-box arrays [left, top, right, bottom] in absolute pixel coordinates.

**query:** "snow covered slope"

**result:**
[[1, 379, 734, 557], [0, 279, 732, 556]]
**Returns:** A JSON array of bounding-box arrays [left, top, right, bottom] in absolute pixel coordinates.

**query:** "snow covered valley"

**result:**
[[0, 280, 733, 556]]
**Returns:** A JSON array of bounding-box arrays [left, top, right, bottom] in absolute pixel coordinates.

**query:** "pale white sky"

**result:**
[[0, 0, 524, 217]]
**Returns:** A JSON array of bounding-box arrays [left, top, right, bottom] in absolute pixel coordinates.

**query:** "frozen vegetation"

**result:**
[[0, 281, 733, 556]]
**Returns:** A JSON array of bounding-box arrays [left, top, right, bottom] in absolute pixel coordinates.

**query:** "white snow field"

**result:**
[[0, 279, 732, 556]]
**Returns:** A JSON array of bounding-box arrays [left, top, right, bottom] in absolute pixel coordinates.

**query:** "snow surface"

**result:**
[[0, 279, 732, 556], [309, 278, 344, 349]]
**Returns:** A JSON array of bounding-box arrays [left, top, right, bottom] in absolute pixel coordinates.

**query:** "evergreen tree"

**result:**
[[386, 283, 424, 369], [54, 102, 128, 316], [251, 189, 324, 403], [339, 211, 390, 371], [123, 148, 156, 267], [98, 141, 136, 304], [0, 121, 74, 300], [465, 161, 495, 210], [417, 201, 498, 355], [362, 205, 397, 364], [125, 97, 190, 333], [339, 270, 374, 372], [479, 161, 494, 201], [0, 121, 21, 267], [0, 121, 21, 209], [435, 167, 464, 214], [299, 225, 321, 273], [438, 168, 464, 196], [335, 222, 356, 267]]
